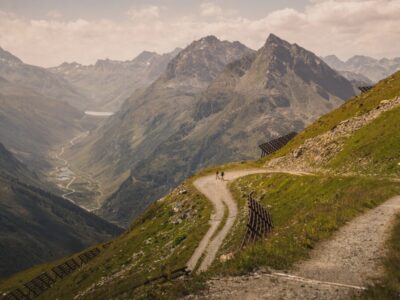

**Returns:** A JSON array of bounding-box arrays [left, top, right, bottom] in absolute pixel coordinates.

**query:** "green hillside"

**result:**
[[1, 71, 399, 299], [0, 174, 122, 279], [328, 105, 400, 176], [0, 182, 212, 299], [271, 70, 400, 161]]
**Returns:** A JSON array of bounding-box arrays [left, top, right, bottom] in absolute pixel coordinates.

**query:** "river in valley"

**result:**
[[49, 132, 103, 211]]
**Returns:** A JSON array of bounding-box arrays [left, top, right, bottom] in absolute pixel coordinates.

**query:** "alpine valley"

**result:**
[[1, 26, 399, 300], [66, 34, 356, 227]]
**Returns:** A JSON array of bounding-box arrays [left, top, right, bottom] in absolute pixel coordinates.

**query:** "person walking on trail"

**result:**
[[216, 171, 220, 180], [221, 171, 225, 181]]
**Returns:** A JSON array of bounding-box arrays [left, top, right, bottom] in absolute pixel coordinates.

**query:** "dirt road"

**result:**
[[194, 195, 400, 299], [187, 169, 310, 272]]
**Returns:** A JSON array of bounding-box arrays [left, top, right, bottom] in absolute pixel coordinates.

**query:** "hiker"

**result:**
[[221, 171, 224, 181], [216, 171, 219, 180]]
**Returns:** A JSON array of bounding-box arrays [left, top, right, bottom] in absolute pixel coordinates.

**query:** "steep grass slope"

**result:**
[[270, 70, 400, 161], [0, 174, 122, 279], [0, 182, 212, 299]]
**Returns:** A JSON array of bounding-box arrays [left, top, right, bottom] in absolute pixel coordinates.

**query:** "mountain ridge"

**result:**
[[49, 48, 183, 111], [68, 34, 355, 227], [323, 54, 400, 83], [0, 47, 91, 110], [0, 76, 84, 171]]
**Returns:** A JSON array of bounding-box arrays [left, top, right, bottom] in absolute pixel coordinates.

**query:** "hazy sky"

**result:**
[[0, 0, 399, 67]]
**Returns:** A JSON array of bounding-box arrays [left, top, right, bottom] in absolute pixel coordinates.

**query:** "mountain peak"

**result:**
[[198, 35, 220, 44], [265, 33, 289, 47], [324, 55, 343, 63], [233, 34, 355, 101], [135, 51, 158, 62], [163, 36, 252, 87], [323, 55, 346, 70]]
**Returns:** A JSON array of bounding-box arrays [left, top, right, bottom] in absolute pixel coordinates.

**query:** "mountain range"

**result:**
[[66, 34, 356, 227], [0, 33, 376, 280], [0, 47, 91, 110], [49, 49, 181, 111], [323, 54, 400, 83]]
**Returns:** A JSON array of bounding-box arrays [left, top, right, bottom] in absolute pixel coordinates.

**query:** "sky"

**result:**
[[0, 0, 399, 67]]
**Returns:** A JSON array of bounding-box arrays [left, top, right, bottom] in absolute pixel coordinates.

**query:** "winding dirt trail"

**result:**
[[53, 132, 90, 203], [188, 169, 310, 272], [193, 195, 400, 299]]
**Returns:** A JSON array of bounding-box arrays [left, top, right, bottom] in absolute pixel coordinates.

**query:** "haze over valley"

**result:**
[[0, 1, 399, 299]]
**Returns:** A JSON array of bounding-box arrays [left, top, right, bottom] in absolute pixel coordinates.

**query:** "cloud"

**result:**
[[126, 6, 160, 21], [200, 1, 238, 18], [0, 1, 399, 67]]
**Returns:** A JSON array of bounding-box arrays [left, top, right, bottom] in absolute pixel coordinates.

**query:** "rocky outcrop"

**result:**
[[266, 96, 400, 172]]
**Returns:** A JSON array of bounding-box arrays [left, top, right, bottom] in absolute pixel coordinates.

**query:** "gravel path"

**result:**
[[192, 195, 400, 299], [187, 169, 266, 272], [188, 169, 311, 272]]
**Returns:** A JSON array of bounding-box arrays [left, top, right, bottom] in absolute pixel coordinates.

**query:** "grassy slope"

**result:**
[[268, 71, 400, 160], [145, 173, 400, 299], [211, 174, 400, 275], [0, 175, 121, 280], [328, 105, 400, 176], [0, 182, 212, 300], [201, 72, 400, 290]]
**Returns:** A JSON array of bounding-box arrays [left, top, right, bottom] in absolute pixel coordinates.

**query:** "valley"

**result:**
[[49, 131, 104, 211], [2, 69, 396, 299], [1, 5, 399, 297]]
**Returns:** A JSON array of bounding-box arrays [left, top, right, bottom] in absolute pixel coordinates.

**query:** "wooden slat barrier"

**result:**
[[128, 267, 191, 293], [3, 244, 110, 299], [358, 86, 374, 93], [259, 132, 297, 158], [241, 194, 273, 249], [3, 288, 30, 300]]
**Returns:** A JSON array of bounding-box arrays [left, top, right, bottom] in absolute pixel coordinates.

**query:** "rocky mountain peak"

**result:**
[[163, 35, 253, 88], [264, 33, 290, 47], [229, 33, 355, 101], [134, 51, 158, 63], [323, 55, 346, 69], [197, 35, 219, 45]]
